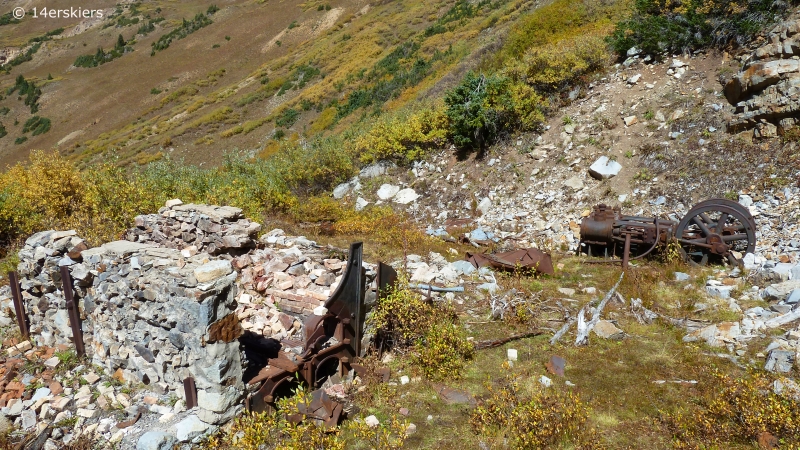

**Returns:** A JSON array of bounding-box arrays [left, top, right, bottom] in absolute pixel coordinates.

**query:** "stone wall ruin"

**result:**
[[1, 200, 381, 433]]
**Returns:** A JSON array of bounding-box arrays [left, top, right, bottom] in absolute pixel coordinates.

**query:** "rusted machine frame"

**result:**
[[580, 199, 756, 269], [7, 271, 29, 339], [580, 205, 674, 269], [247, 242, 377, 420], [60, 266, 85, 357]]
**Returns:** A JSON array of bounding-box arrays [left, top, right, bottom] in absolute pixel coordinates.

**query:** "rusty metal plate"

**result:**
[[207, 313, 243, 343], [545, 355, 566, 377], [465, 248, 554, 275]]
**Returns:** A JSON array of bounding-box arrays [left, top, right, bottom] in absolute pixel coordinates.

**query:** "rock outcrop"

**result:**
[[726, 18, 800, 136]]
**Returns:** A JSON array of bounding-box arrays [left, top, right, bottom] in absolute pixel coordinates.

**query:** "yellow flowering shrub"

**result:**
[[352, 105, 449, 164], [471, 369, 599, 449], [204, 389, 409, 450], [664, 369, 800, 449], [503, 34, 609, 95], [369, 282, 474, 381]]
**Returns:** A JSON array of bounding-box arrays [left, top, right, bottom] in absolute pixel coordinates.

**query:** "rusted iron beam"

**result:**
[[183, 377, 197, 409], [376, 262, 397, 300], [7, 272, 29, 339], [323, 242, 365, 357], [59, 266, 85, 357]]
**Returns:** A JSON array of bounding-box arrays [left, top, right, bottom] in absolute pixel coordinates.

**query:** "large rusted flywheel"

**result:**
[[675, 198, 756, 266]]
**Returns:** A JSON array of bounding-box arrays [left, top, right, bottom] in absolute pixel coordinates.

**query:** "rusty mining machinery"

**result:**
[[244, 242, 397, 425], [579, 198, 757, 269]]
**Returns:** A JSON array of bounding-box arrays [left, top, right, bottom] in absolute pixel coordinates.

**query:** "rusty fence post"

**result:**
[[7, 271, 29, 339], [59, 266, 85, 357], [183, 377, 198, 408]]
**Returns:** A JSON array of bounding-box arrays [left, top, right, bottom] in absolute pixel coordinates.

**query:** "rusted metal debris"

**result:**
[[433, 384, 477, 406], [545, 355, 566, 377], [286, 389, 343, 427], [246, 242, 396, 426], [59, 266, 85, 357], [465, 248, 554, 275], [580, 198, 756, 269], [115, 410, 142, 429]]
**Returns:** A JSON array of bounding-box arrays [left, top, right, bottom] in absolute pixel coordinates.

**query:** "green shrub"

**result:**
[[607, 0, 799, 59], [275, 108, 300, 127], [74, 35, 132, 68], [0, 11, 21, 26], [413, 321, 474, 381], [336, 43, 451, 119], [498, 0, 627, 65], [0, 142, 353, 248], [276, 64, 320, 96], [424, 0, 495, 37], [369, 283, 473, 381], [203, 390, 346, 450], [369, 284, 440, 347], [8, 75, 42, 113], [270, 137, 355, 196], [5, 42, 41, 69], [151, 10, 215, 54], [503, 34, 609, 94], [203, 389, 408, 450], [136, 18, 163, 36], [444, 71, 544, 149], [22, 116, 50, 136]]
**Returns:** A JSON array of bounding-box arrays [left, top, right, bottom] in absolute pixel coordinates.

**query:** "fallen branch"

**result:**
[[549, 317, 576, 345], [575, 272, 624, 346], [474, 330, 545, 350]]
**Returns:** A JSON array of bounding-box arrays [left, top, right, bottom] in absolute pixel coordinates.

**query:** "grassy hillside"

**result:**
[[0, 0, 634, 248], [0, 0, 541, 166]]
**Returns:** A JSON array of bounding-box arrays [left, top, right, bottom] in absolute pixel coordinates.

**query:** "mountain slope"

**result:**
[[0, 0, 540, 167]]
